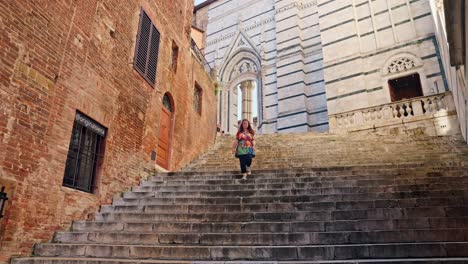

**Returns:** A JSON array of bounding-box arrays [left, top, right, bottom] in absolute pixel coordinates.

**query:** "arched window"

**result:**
[[162, 93, 173, 112]]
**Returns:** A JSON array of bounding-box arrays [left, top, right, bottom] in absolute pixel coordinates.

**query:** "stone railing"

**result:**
[[329, 92, 458, 135]]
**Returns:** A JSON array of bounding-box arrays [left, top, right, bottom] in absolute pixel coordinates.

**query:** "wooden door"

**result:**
[[157, 107, 171, 169]]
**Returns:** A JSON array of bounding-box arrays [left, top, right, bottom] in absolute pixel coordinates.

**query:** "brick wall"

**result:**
[[0, 0, 217, 261]]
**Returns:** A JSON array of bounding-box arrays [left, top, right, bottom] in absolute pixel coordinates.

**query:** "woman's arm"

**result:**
[[232, 135, 238, 153]]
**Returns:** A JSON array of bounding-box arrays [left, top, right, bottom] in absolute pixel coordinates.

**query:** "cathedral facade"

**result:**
[[194, 0, 449, 134]]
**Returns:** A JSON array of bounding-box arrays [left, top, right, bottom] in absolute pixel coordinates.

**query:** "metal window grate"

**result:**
[[63, 113, 106, 193], [0, 186, 8, 220], [134, 9, 161, 86]]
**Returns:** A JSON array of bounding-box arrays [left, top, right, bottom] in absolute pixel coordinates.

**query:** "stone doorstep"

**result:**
[[11, 256, 468, 263], [31, 242, 468, 259]]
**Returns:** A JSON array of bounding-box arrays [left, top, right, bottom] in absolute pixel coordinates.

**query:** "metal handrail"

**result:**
[[191, 39, 212, 74]]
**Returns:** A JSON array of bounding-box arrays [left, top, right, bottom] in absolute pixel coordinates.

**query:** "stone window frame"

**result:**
[[381, 52, 430, 102]]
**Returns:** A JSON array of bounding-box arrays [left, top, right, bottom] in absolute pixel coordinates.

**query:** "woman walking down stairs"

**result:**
[[11, 133, 468, 263]]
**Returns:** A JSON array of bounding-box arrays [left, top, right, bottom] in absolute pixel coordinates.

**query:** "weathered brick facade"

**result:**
[[0, 0, 217, 261]]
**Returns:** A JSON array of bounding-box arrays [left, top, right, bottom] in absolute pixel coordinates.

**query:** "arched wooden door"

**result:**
[[157, 93, 173, 170]]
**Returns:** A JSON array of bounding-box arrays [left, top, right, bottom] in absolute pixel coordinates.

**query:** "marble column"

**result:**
[[240, 80, 254, 123]]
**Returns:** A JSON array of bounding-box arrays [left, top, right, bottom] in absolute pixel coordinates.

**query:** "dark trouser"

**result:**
[[238, 154, 252, 173]]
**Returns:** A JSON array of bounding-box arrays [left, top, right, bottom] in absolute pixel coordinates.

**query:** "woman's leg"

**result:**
[[245, 154, 252, 174], [238, 155, 247, 173], [246, 154, 252, 168]]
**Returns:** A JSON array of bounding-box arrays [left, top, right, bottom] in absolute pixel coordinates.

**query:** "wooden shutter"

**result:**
[[134, 10, 160, 86], [147, 24, 160, 84]]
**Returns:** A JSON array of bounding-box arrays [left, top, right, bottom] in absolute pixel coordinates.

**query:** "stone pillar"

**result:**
[[240, 80, 254, 122]]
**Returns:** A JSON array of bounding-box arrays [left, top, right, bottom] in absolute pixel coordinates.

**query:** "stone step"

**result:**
[[132, 176, 468, 194], [72, 217, 468, 233], [94, 207, 468, 223], [53, 229, 468, 246], [144, 172, 468, 188], [31, 242, 468, 260], [153, 169, 468, 182], [112, 190, 468, 207], [11, 257, 468, 263], [186, 162, 468, 171], [100, 197, 465, 214], [122, 183, 468, 200]]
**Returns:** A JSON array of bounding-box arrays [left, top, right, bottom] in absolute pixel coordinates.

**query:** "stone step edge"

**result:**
[[73, 216, 468, 227], [10, 257, 468, 263], [144, 178, 468, 189], [114, 189, 468, 202], [107, 198, 466, 209], [34, 241, 468, 248], [55, 227, 468, 236], [149, 172, 468, 184], [150, 170, 468, 183], [174, 162, 468, 176], [127, 184, 468, 196], [170, 164, 468, 176]]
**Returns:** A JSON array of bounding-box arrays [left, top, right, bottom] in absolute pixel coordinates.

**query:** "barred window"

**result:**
[[63, 112, 106, 193], [134, 9, 161, 86]]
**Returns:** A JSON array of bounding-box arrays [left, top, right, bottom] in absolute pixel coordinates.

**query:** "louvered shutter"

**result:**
[[134, 10, 160, 86], [147, 24, 160, 85]]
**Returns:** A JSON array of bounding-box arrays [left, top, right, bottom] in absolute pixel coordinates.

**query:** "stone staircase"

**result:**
[[11, 133, 468, 263]]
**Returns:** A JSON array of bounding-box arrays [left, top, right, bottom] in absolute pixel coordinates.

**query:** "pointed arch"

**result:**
[[216, 30, 264, 134]]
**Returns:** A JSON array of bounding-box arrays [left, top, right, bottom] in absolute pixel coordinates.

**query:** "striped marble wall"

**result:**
[[200, 0, 445, 133]]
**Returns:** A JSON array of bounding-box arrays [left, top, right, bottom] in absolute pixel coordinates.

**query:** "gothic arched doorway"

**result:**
[[157, 93, 174, 170]]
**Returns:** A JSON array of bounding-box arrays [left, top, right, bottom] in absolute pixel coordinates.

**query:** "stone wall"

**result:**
[[318, 0, 448, 115], [431, 0, 468, 143], [0, 0, 216, 261]]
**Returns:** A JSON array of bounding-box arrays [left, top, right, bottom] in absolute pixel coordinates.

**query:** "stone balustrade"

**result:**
[[329, 92, 459, 135]]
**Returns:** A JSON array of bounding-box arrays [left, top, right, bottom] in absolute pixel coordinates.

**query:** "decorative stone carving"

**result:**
[[230, 61, 258, 80], [387, 57, 416, 74]]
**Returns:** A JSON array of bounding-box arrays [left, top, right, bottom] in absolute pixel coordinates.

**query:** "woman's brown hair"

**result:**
[[237, 119, 255, 135]]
